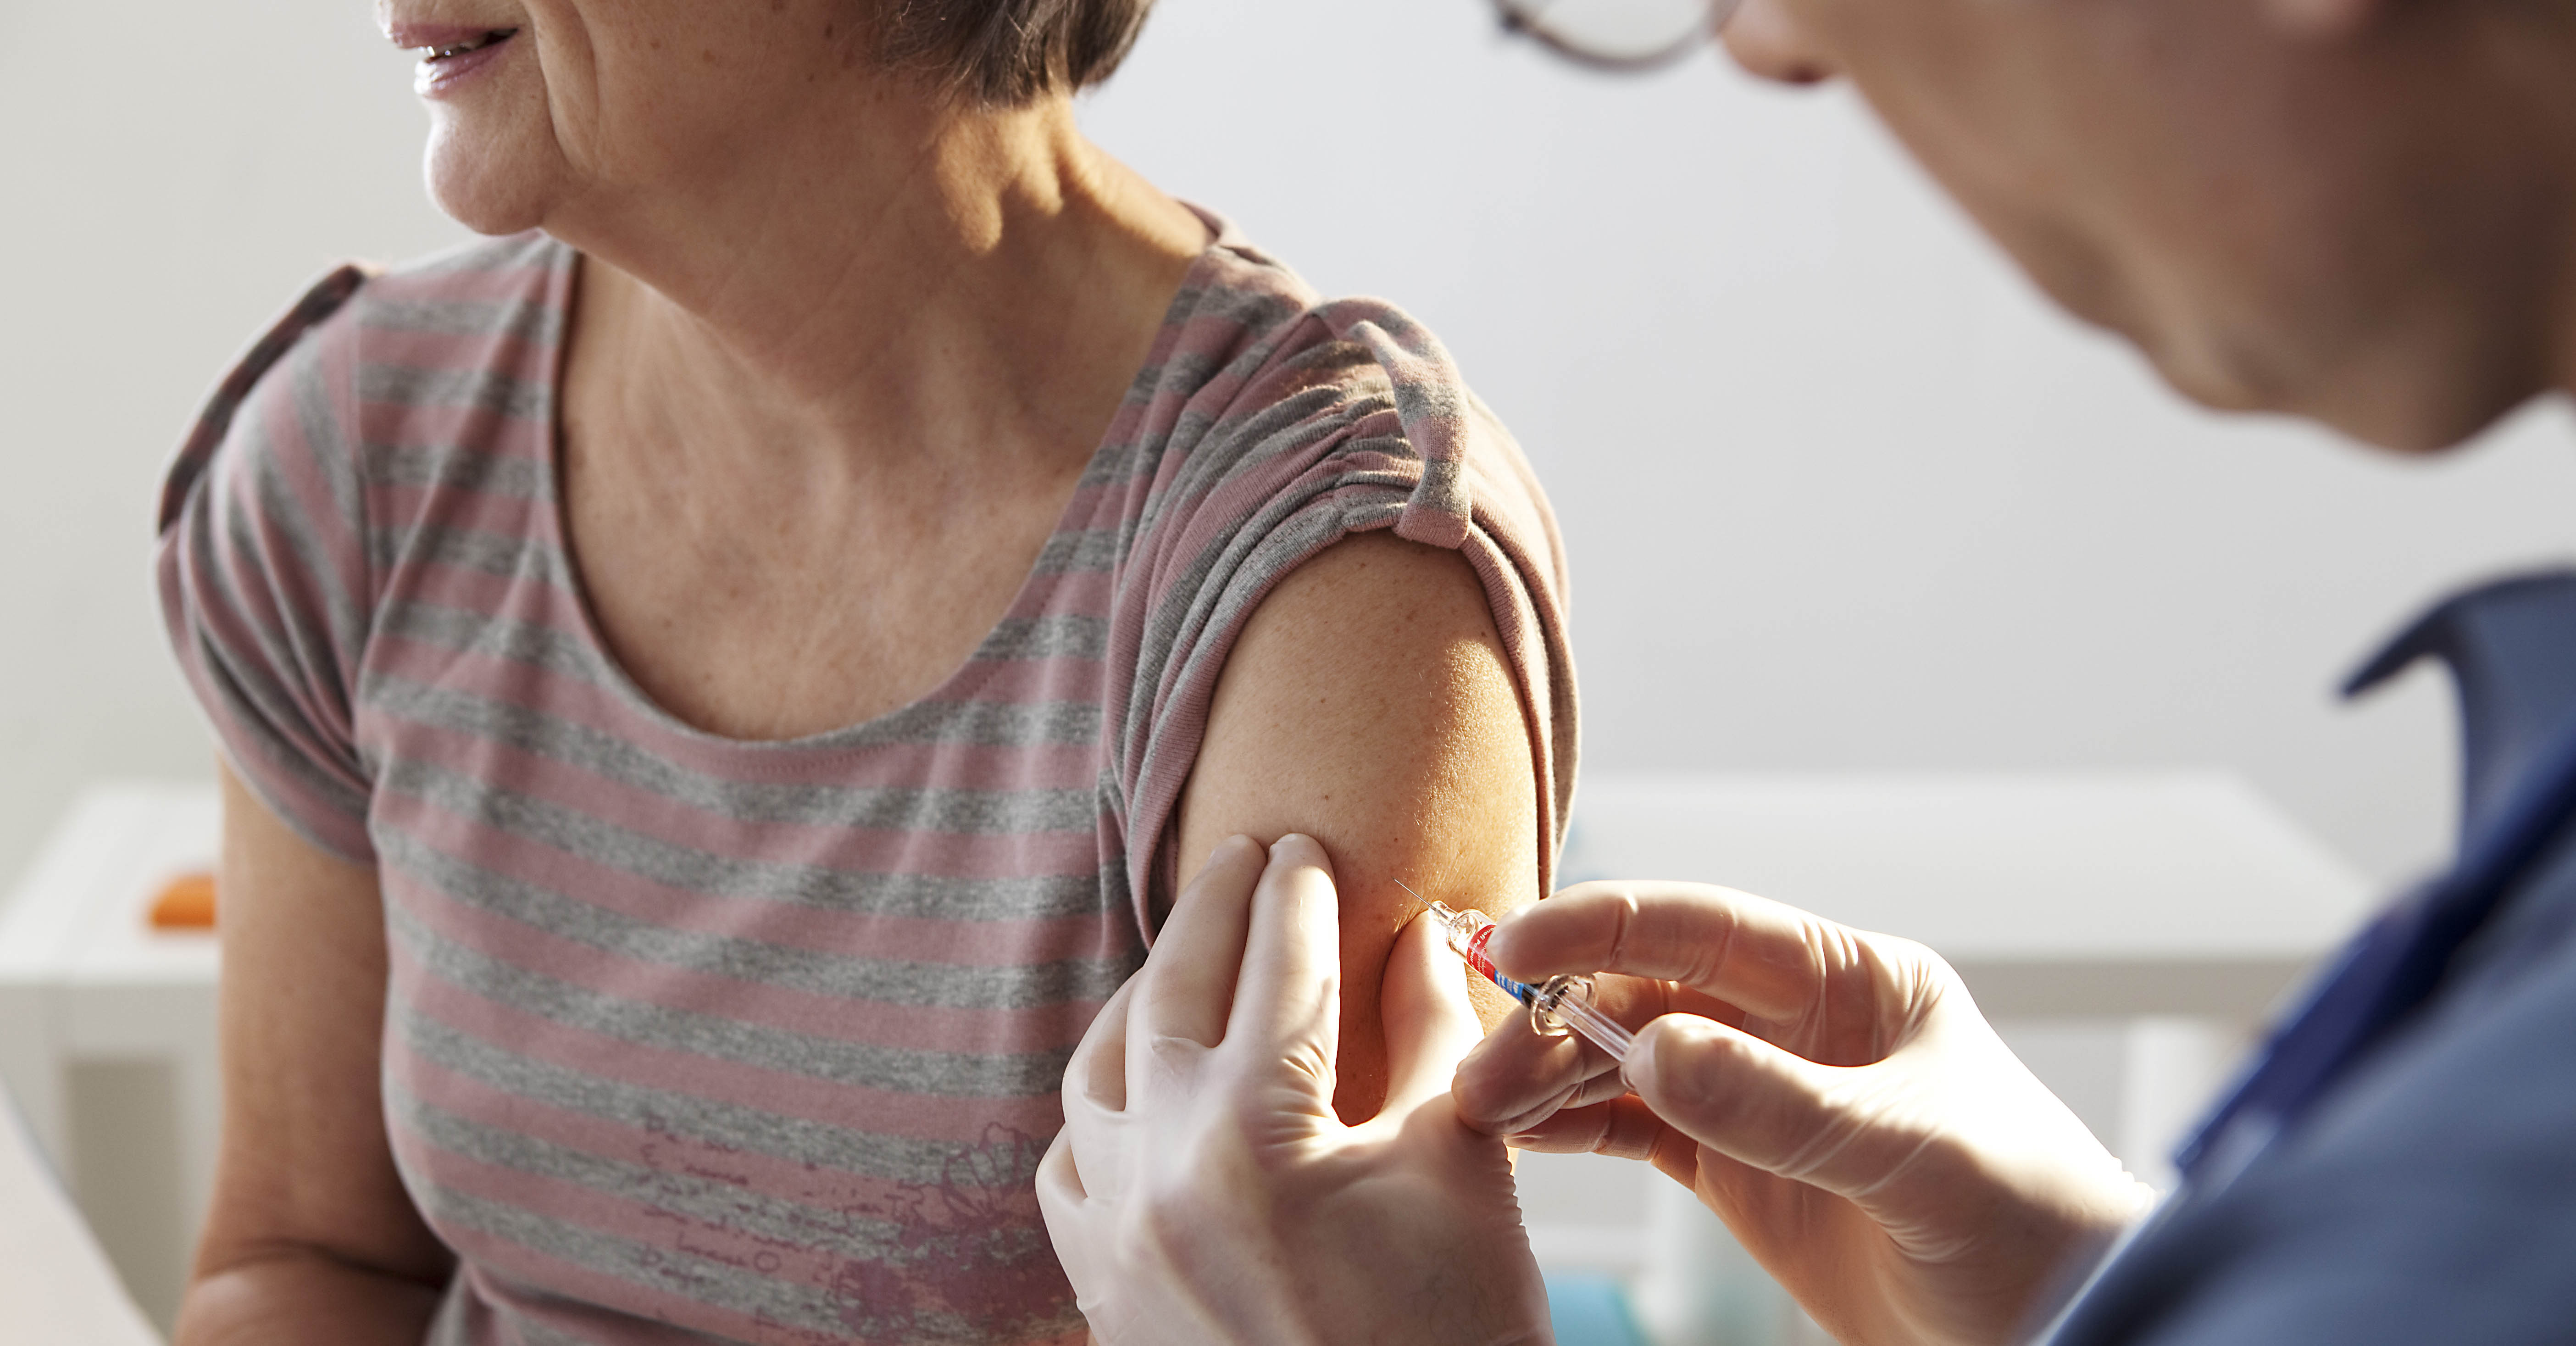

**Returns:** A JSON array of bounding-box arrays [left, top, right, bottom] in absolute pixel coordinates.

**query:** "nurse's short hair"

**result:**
[[878, 0, 1156, 105]]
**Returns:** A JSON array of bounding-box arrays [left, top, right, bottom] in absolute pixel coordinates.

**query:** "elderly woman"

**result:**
[[154, 2, 1573, 1343]]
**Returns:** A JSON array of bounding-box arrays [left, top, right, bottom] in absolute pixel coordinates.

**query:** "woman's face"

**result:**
[[1720, 0, 2565, 452], [376, 0, 877, 238]]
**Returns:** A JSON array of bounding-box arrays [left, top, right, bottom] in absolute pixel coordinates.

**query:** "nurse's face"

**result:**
[[373, 0, 881, 239], [1718, 0, 2567, 454]]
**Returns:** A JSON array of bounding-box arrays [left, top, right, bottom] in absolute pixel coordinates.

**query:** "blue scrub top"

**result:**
[[2049, 572, 2576, 1346]]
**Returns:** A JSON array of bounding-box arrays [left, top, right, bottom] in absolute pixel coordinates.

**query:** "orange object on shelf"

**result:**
[[148, 872, 218, 930]]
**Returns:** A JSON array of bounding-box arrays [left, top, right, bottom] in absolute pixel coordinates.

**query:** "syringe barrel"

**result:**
[[1429, 900, 1541, 1006], [1426, 897, 1633, 1061]]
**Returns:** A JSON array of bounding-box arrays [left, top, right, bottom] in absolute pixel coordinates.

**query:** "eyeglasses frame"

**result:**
[[1488, 0, 1738, 72]]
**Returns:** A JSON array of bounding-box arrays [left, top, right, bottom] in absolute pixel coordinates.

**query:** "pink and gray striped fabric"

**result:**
[[155, 216, 1575, 1345]]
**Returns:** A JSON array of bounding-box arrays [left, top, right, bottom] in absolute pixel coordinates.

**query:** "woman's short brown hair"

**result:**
[[877, 0, 1158, 106]]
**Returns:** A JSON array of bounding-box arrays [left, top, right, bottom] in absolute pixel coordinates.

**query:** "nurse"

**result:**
[[1037, 0, 2576, 1341]]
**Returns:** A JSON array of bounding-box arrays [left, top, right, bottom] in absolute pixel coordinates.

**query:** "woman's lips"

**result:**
[[396, 25, 519, 98]]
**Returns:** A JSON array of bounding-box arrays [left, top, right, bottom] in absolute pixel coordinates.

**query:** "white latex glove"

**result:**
[[1452, 882, 2156, 1346], [1038, 834, 1552, 1346]]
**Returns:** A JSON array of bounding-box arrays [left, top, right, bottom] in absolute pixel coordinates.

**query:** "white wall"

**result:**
[[1078, 0, 2576, 885], [6, 0, 2573, 893], [0, 0, 471, 880]]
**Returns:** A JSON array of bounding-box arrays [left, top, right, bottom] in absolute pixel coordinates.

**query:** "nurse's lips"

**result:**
[[388, 22, 520, 96]]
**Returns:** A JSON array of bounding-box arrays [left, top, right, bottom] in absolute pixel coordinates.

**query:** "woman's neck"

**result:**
[[552, 86, 1209, 485]]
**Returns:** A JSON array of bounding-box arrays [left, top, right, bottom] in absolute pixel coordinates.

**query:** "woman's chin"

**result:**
[[423, 132, 555, 238]]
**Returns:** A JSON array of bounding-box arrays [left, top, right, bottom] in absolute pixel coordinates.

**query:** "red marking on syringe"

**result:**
[[1457, 920, 1543, 1004], [1405, 884, 1636, 1062]]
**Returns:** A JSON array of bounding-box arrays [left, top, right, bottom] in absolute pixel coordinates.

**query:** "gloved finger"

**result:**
[[1482, 1057, 1653, 1138], [1134, 835, 1268, 1054], [1379, 909, 1487, 1119], [1486, 882, 1893, 1023], [1035, 1126, 1089, 1214], [1502, 1094, 1678, 1164], [1066, 973, 1142, 1114], [1038, 1136, 1149, 1346], [1037, 1122, 1124, 1303], [1463, 1053, 1638, 1138], [1058, 981, 1146, 1211], [1450, 971, 1667, 1134], [1625, 1012, 1927, 1201], [1453, 1012, 1602, 1135], [1225, 834, 1343, 1101]]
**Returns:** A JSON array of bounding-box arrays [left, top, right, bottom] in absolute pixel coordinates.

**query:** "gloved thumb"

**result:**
[[1379, 909, 1486, 1119], [1625, 1013, 1926, 1201]]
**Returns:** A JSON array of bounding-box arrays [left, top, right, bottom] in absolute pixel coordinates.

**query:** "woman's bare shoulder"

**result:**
[[1172, 524, 1543, 1120], [1101, 236, 1575, 946]]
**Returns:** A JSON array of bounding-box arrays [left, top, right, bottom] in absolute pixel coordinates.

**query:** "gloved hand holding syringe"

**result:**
[[1396, 880, 1636, 1062]]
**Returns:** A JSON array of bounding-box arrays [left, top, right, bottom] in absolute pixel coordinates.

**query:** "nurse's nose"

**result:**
[[1722, 0, 1841, 84]]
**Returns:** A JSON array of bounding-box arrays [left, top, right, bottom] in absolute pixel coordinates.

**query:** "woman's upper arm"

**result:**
[[176, 766, 450, 1341], [1174, 529, 1542, 1123]]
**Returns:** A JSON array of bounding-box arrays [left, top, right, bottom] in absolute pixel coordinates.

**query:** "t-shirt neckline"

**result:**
[[531, 211, 1242, 756]]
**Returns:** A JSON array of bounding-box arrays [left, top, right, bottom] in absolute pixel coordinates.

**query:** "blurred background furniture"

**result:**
[[0, 784, 220, 1335], [1520, 768, 2376, 1346], [0, 772, 2377, 1344], [0, 1077, 164, 1346]]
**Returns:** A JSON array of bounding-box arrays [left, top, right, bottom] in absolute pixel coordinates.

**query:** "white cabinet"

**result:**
[[0, 784, 221, 1334]]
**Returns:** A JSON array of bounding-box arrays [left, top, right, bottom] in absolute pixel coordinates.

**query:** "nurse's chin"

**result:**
[[2156, 332, 2536, 457]]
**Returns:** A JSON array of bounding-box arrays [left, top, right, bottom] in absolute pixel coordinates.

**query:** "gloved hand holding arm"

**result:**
[[1454, 882, 2156, 1346], [1038, 834, 1552, 1346]]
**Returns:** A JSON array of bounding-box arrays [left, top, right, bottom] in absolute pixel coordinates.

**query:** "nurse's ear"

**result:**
[[1721, 0, 1840, 85], [2260, 0, 2397, 39]]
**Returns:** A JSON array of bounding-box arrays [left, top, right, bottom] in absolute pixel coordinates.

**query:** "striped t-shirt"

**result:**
[[156, 215, 1576, 1346]]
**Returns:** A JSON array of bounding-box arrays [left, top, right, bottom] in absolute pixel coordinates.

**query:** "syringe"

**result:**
[[1402, 883, 1635, 1063]]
